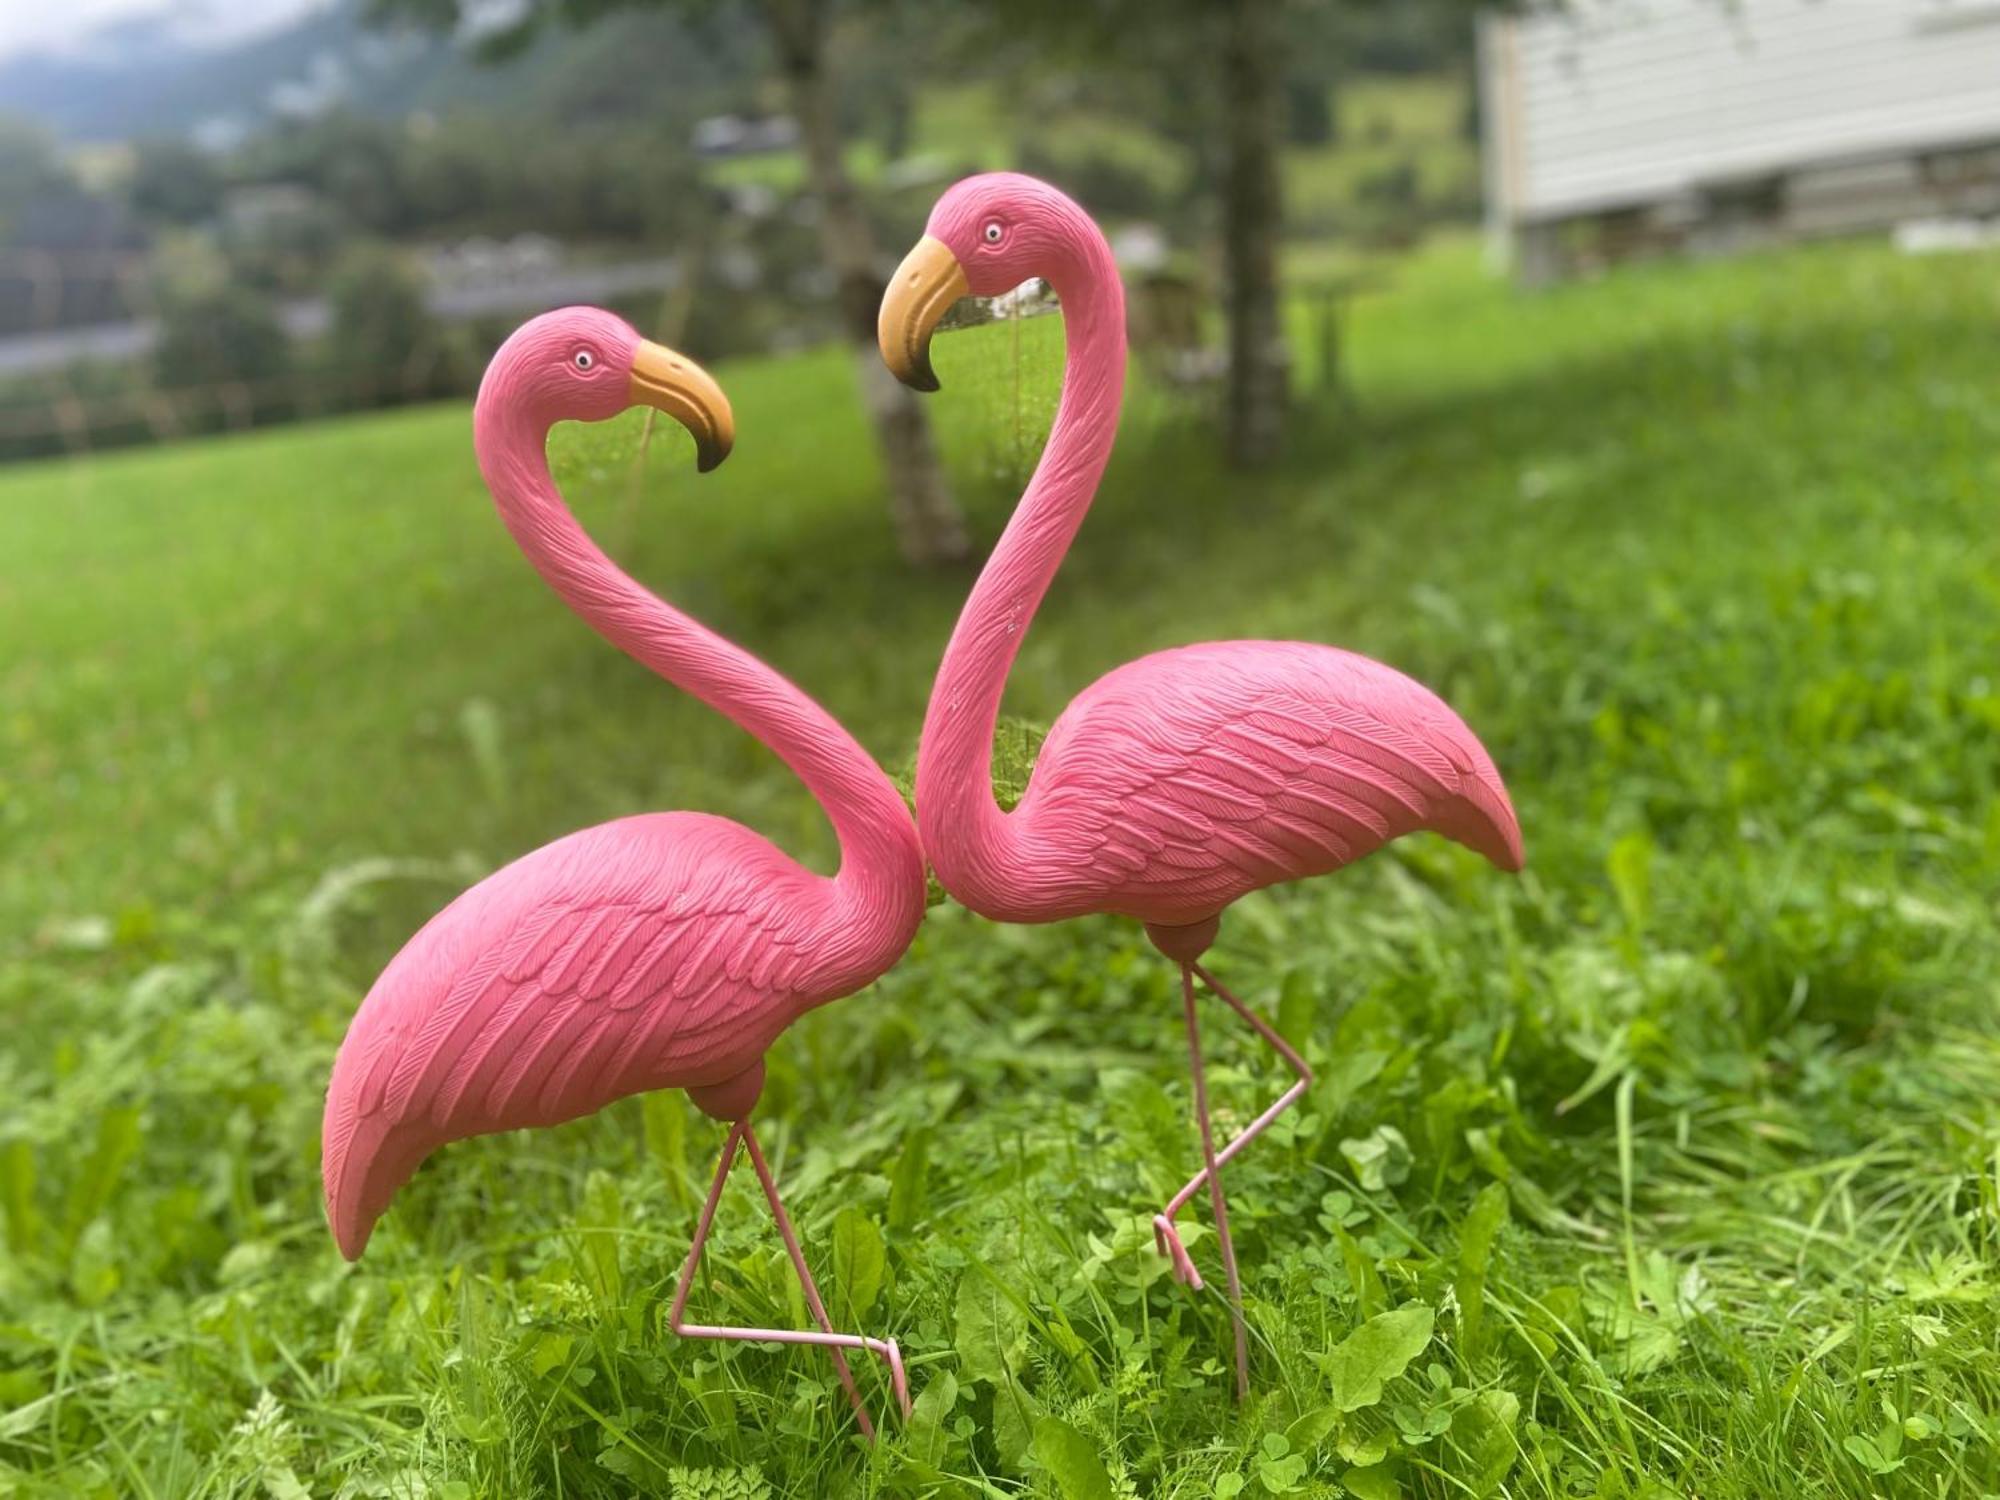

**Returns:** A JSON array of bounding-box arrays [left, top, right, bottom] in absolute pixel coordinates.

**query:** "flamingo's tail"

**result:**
[[1438, 731, 1525, 874], [321, 1022, 437, 1261], [1458, 773, 1525, 873], [323, 1106, 445, 1261]]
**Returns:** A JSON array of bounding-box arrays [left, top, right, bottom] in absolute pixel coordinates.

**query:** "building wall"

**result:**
[[1484, 0, 2000, 228]]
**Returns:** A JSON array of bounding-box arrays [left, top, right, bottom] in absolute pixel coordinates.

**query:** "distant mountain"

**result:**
[[2, 3, 398, 143], [0, 0, 753, 144]]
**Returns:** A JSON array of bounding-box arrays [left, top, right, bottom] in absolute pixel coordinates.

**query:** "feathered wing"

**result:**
[[1019, 641, 1522, 926], [321, 814, 824, 1260]]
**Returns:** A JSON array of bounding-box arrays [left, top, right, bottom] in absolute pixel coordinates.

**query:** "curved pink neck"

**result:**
[[472, 412, 922, 977], [915, 229, 1126, 907]]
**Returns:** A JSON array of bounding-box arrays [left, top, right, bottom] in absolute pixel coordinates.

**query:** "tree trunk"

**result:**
[[764, 0, 968, 565], [1220, 0, 1290, 469]]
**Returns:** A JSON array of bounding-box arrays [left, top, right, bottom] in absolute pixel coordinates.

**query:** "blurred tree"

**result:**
[[369, 0, 970, 566], [325, 243, 436, 405], [234, 110, 706, 250], [956, 1, 1482, 469], [952, 0, 1291, 466], [245, 114, 413, 236], [217, 187, 347, 298], [127, 139, 224, 226], [955, 2, 1254, 463], [0, 115, 135, 333], [150, 237, 290, 398], [1287, 75, 1338, 147], [0, 115, 73, 245], [764, 0, 966, 563], [1220, 0, 1288, 467]]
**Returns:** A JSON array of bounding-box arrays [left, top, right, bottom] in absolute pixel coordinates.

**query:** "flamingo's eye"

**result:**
[[572, 349, 595, 371], [982, 221, 1004, 245]]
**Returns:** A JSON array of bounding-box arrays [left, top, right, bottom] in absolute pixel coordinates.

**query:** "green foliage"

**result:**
[[325, 241, 434, 387], [145, 290, 291, 417], [149, 238, 291, 393], [668, 1463, 772, 1499], [1032, 1414, 1115, 1499], [127, 137, 224, 226], [5, 232, 2000, 1495], [1340, 1123, 1412, 1192], [1314, 1303, 1434, 1412], [0, 112, 69, 242], [231, 107, 709, 250], [1453, 1180, 1507, 1357], [830, 1206, 885, 1321], [1285, 74, 1478, 243]]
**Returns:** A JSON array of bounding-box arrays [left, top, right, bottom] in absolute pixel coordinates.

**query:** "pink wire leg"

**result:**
[[1150, 962, 1314, 1399], [669, 1119, 911, 1440]]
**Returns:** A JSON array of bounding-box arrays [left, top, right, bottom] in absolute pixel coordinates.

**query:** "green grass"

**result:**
[[5, 232, 2000, 1497]]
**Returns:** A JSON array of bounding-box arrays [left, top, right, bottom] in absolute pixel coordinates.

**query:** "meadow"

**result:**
[[3, 234, 2000, 1497]]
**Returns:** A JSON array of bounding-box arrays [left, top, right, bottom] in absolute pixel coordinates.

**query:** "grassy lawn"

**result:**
[[4, 233, 2000, 1497]]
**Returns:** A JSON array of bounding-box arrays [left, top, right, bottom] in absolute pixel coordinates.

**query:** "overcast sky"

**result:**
[[0, 0, 328, 60]]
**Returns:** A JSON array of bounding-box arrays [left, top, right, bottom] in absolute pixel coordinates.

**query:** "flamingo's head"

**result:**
[[476, 306, 733, 471], [878, 172, 1101, 392]]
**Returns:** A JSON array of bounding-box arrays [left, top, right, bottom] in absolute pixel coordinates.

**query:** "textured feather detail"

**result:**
[[994, 640, 1523, 928], [537, 1012, 625, 1116], [321, 812, 841, 1261], [614, 917, 704, 1005], [1258, 808, 1343, 864], [1215, 723, 1308, 776], [517, 908, 591, 984], [585, 911, 670, 1001], [483, 993, 602, 1120]]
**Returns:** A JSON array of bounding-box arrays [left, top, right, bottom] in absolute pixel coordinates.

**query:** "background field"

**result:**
[[5, 235, 2000, 1497]]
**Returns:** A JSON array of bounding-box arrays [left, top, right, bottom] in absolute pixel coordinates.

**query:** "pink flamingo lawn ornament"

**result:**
[[878, 175, 1524, 1398], [320, 307, 925, 1438]]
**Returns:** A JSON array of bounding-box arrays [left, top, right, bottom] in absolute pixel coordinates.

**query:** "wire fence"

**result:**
[[0, 360, 456, 450]]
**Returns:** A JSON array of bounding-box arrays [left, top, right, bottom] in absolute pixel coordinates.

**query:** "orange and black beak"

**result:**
[[628, 341, 734, 472], [877, 235, 969, 393]]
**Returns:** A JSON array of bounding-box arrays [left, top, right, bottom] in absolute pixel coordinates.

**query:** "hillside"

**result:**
[[0, 0, 748, 143]]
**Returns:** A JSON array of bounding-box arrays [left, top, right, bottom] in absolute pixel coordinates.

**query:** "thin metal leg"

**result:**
[[667, 1119, 910, 1438]]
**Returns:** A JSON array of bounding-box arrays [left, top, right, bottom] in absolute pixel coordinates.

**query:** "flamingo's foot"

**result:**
[[1153, 1213, 1204, 1290], [876, 1337, 912, 1421], [831, 1338, 909, 1439]]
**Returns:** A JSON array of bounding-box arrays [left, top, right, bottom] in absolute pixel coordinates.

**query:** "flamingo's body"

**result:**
[[942, 640, 1519, 931], [321, 307, 923, 1435], [880, 176, 1522, 1396], [324, 813, 874, 1251]]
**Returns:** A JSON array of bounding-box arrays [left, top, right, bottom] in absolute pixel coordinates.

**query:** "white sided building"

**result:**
[[1479, 1, 2000, 279]]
